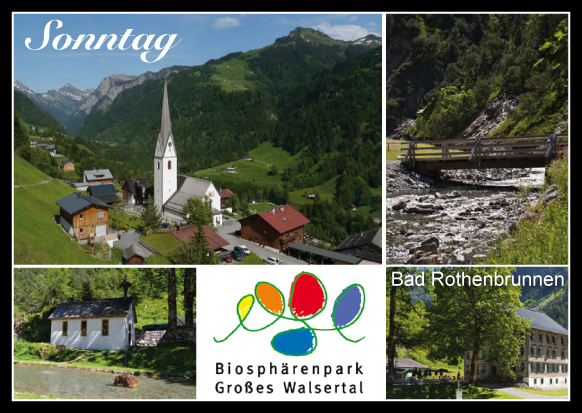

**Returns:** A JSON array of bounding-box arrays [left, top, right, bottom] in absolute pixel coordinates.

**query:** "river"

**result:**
[[13, 363, 196, 400], [386, 163, 546, 264]]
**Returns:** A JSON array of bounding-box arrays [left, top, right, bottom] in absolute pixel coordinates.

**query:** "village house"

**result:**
[[172, 225, 229, 253], [55, 192, 111, 241], [218, 188, 235, 209], [87, 183, 119, 205], [464, 308, 568, 389], [83, 168, 113, 184], [239, 204, 310, 253], [37, 143, 56, 156], [48, 277, 136, 351], [60, 159, 75, 172], [121, 177, 151, 205], [335, 227, 382, 264]]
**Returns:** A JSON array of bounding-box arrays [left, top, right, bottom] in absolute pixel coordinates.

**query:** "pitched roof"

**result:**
[[253, 205, 310, 234], [88, 183, 117, 195], [83, 169, 113, 181], [517, 308, 568, 335], [123, 243, 151, 261], [55, 192, 111, 214], [172, 225, 229, 250], [218, 188, 234, 198], [164, 176, 214, 213], [123, 178, 150, 194], [386, 357, 430, 369], [49, 297, 135, 320], [336, 228, 382, 251]]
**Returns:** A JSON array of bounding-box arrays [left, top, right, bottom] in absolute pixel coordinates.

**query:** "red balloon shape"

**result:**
[[289, 272, 326, 319]]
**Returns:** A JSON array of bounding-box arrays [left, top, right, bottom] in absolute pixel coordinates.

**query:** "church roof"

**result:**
[[164, 175, 216, 213], [155, 77, 175, 157]]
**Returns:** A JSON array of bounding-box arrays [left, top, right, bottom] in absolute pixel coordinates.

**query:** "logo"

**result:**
[[214, 271, 365, 356]]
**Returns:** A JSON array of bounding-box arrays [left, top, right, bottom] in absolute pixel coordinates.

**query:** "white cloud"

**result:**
[[213, 17, 241, 29], [314, 21, 376, 41]]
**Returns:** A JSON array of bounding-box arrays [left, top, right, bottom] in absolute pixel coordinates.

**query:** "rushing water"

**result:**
[[386, 167, 546, 264], [13, 363, 196, 400]]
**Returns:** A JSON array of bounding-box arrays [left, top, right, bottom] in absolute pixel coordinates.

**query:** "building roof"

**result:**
[[254, 205, 310, 234], [49, 297, 135, 320], [517, 308, 568, 335], [164, 176, 215, 213], [386, 358, 430, 369], [123, 178, 150, 194], [172, 225, 229, 250], [87, 183, 117, 195], [55, 192, 111, 214], [336, 228, 382, 251], [287, 242, 361, 264], [218, 188, 234, 199], [155, 77, 174, 157], [83, 169, 113, 181], [123, 243, 151, 261]]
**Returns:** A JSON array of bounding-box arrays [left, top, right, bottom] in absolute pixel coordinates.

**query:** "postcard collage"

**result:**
[[12, 12, 570, 401]]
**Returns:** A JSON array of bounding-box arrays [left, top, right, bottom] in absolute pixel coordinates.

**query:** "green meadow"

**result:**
[[13, 156, 116, 265]]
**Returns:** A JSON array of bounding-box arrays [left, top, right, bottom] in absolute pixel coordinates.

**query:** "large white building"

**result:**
[[464, 308, 568, 389], [153, 77, 222, 226]]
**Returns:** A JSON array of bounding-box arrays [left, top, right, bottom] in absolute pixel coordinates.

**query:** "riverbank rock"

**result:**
[[114, 373, 139, 388]]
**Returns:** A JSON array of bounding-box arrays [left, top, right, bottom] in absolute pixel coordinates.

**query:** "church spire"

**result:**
[[158, 76, 173, 150]]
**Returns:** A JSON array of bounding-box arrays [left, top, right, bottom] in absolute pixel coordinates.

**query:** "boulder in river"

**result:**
[[114, 373, 139, 388]]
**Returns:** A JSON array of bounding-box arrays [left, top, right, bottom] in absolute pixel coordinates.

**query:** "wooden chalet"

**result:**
[[335, 228, 382, 264], [60, 159, 75, 172], [239, 205, 310, 252], [218, 188, 235, 209], [55, 192, 112, 241], [122, 178, 151, 205]]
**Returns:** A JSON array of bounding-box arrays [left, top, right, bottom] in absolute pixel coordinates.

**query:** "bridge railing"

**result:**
[[400, 134, 568, 168]]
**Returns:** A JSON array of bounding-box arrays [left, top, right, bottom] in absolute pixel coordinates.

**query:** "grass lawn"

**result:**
[[520, 388, 568, 397], [238, 252, 265, 265], [386, 384, 523, 399], [141, 232, 182, 256], [14, 157, 117, 265], [195, 141, 303, 185]]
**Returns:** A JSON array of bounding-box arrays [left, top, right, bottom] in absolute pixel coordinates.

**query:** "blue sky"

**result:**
[[13, 12, 382, 93]]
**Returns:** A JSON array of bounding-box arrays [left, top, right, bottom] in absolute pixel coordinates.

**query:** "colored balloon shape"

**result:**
[[237, 295, 254, 322], [271, 328, 316, 356], [256, 282, 284, 315], [332, 284, 364, 328], [289, 272, 326, 319]]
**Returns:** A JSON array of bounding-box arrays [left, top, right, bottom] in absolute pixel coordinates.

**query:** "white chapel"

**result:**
[[154, 77, 222, 226]]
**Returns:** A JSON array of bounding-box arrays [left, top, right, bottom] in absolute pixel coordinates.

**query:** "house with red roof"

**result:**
[[239, 205, 310, 252], [217, 188, 235, 209], [172, 225, 229, 253]]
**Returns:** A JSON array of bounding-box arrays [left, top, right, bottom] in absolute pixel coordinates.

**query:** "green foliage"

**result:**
[[182, 196, 213, 226], [487, 157, 568, 264], [387, 14, 568, 139], [139, 195, 162, 231]]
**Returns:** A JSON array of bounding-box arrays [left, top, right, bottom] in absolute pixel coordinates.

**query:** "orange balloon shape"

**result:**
[[256, 282, 284, 315]]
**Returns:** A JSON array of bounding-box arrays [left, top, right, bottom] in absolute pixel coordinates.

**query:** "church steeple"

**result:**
[[155, 76, 175, 157], [154, 75, 178, 212]]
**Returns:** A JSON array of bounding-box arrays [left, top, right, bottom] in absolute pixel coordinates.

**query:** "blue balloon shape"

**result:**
[[332, 284, 364, 328], [271, 328, 316, 356]]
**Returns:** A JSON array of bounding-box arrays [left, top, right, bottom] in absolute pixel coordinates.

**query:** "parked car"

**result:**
[[236, 245, 251, 255], [220, 256, 233, 263], [263, 257, 280, 265], [231, 250, 245, 261]]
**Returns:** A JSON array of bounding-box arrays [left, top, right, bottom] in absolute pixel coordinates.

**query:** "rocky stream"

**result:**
[[385, 161, 556, 265]]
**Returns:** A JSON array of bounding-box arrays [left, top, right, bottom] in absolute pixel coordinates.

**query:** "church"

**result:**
[[154, 77, 222, 226]]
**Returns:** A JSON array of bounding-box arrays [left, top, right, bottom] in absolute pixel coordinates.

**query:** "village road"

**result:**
[[481, 384, 569, 400], [216, 218, 306, 265]]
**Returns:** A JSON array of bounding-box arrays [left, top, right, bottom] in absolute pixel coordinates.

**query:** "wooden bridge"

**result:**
[[400, 133, 568, 171]]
